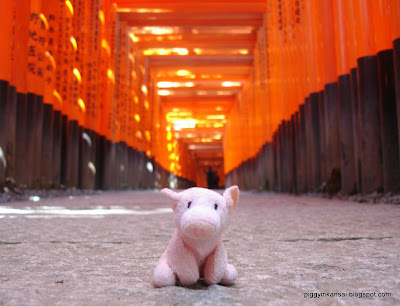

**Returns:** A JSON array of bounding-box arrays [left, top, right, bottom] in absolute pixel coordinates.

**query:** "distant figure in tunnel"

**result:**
[[206, 167, 219, 189]]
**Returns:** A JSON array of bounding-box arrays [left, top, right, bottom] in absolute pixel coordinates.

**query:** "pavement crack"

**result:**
[[49, 241, 132, 244], [0, 241, 132, 245], [280, 236, 393, 243], [0, 241, 22, 245]]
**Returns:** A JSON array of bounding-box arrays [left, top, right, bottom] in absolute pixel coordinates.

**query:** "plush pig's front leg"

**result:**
[[203, 242, 237, 285], [154, 231, 199, 287], [153, 250, 176, 287], [169, 231, 200, 286]]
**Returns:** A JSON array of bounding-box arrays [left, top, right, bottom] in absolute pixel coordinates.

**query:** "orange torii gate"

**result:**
[[0, 0, 399, 194]]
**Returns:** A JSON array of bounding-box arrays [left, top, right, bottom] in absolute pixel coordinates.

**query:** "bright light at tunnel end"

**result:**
[[221, 81, 242, 87], [170, 119, 198, 131]]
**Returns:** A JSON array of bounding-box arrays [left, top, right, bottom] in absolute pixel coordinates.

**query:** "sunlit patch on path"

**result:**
[[0, 206, 172, 218]]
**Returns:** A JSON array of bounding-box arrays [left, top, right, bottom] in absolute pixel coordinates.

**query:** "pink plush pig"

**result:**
[[153, 186, 239, 287]]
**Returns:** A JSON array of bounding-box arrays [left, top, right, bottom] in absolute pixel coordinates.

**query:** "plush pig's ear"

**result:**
[[223, 185, 239, 212], [161, 188, 180, 210]]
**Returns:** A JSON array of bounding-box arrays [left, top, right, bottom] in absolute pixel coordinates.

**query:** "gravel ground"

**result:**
[[0, 190, 399, 305]]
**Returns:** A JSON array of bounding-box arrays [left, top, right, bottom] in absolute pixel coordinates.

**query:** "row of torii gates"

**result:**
[[0, 0, 400, 195]]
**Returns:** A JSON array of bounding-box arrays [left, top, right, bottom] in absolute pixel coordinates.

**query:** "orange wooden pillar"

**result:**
[[303, 0, 323, 192], [78, 0, 102, 190], [294, 0, 308, 193], [318, 0, 340, 191], [341, 0, 362, 194], [98, 0, 117, 189], [37, 6, 58, 188], [263, 0, 274, 190], [126, 38, 136, 189], [76, 0, 90, 189], [97, 1, 109, 189], [302, 0, 312, 192], [333, 0, 357, 194], [0, 1, 16, 182], [56, 0, 80, 188], [252, 33, 263, 189], [72, 0, 86, 189], [43, 1, 64, 187], [115, 20, 128, 189], [353, 0, 383, 194], [302, 0, 313, 192], [114, 10, 123, 190], [6, 3, 20, 182], [257, 18, 274, 190], [283, 0, 296, 191], [268, 0, 285, 191], [373, 0, 400, 193], [12, 0, 31, 185], [3, 1, 19, 183], [290, 0, 306, 194], [25, 0, 48, 187]]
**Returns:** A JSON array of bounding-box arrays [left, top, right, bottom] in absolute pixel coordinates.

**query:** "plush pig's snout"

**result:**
[[182, 220, 216, 239], [179, 204, 220, 240]]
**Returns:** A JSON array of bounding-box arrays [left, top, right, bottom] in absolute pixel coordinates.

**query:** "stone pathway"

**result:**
[[0, 190, 399, 305]]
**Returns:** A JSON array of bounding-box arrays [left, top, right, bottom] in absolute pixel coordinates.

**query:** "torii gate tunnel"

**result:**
[[1, 0, 400, 194]]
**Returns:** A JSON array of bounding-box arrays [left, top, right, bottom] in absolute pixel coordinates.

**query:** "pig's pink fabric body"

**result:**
[[153, 186, 239, 287]]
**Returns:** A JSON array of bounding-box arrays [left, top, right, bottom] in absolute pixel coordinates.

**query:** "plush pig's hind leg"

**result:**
[[153, 252, 176, 287], [220, 263, 238, 285]]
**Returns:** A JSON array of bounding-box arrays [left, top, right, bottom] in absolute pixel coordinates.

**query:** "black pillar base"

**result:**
[[52, 111, 62, 187], [394, 38, 400, 162], [26, 93, 37, 186], [15, 93, 28, 185], [350, 67, 362, 193], [324, 82, 341, 187], [310, 92, 322, 190], [0, 80, 9, 183], [377, 49, 400, 193], [357, 56, 383, 194], [79, 129, 98, 190], [61, 118, 80, 188], [338, 74, 357, 194], [6, 86, 16, 180], [299, 104, 307, 192], [40, 103, 54, 188], [96, 135, 106, 189]]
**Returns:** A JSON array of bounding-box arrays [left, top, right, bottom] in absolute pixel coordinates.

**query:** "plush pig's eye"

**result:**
[[187, 201, 192, 208], [214, 204, 218, 210]]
